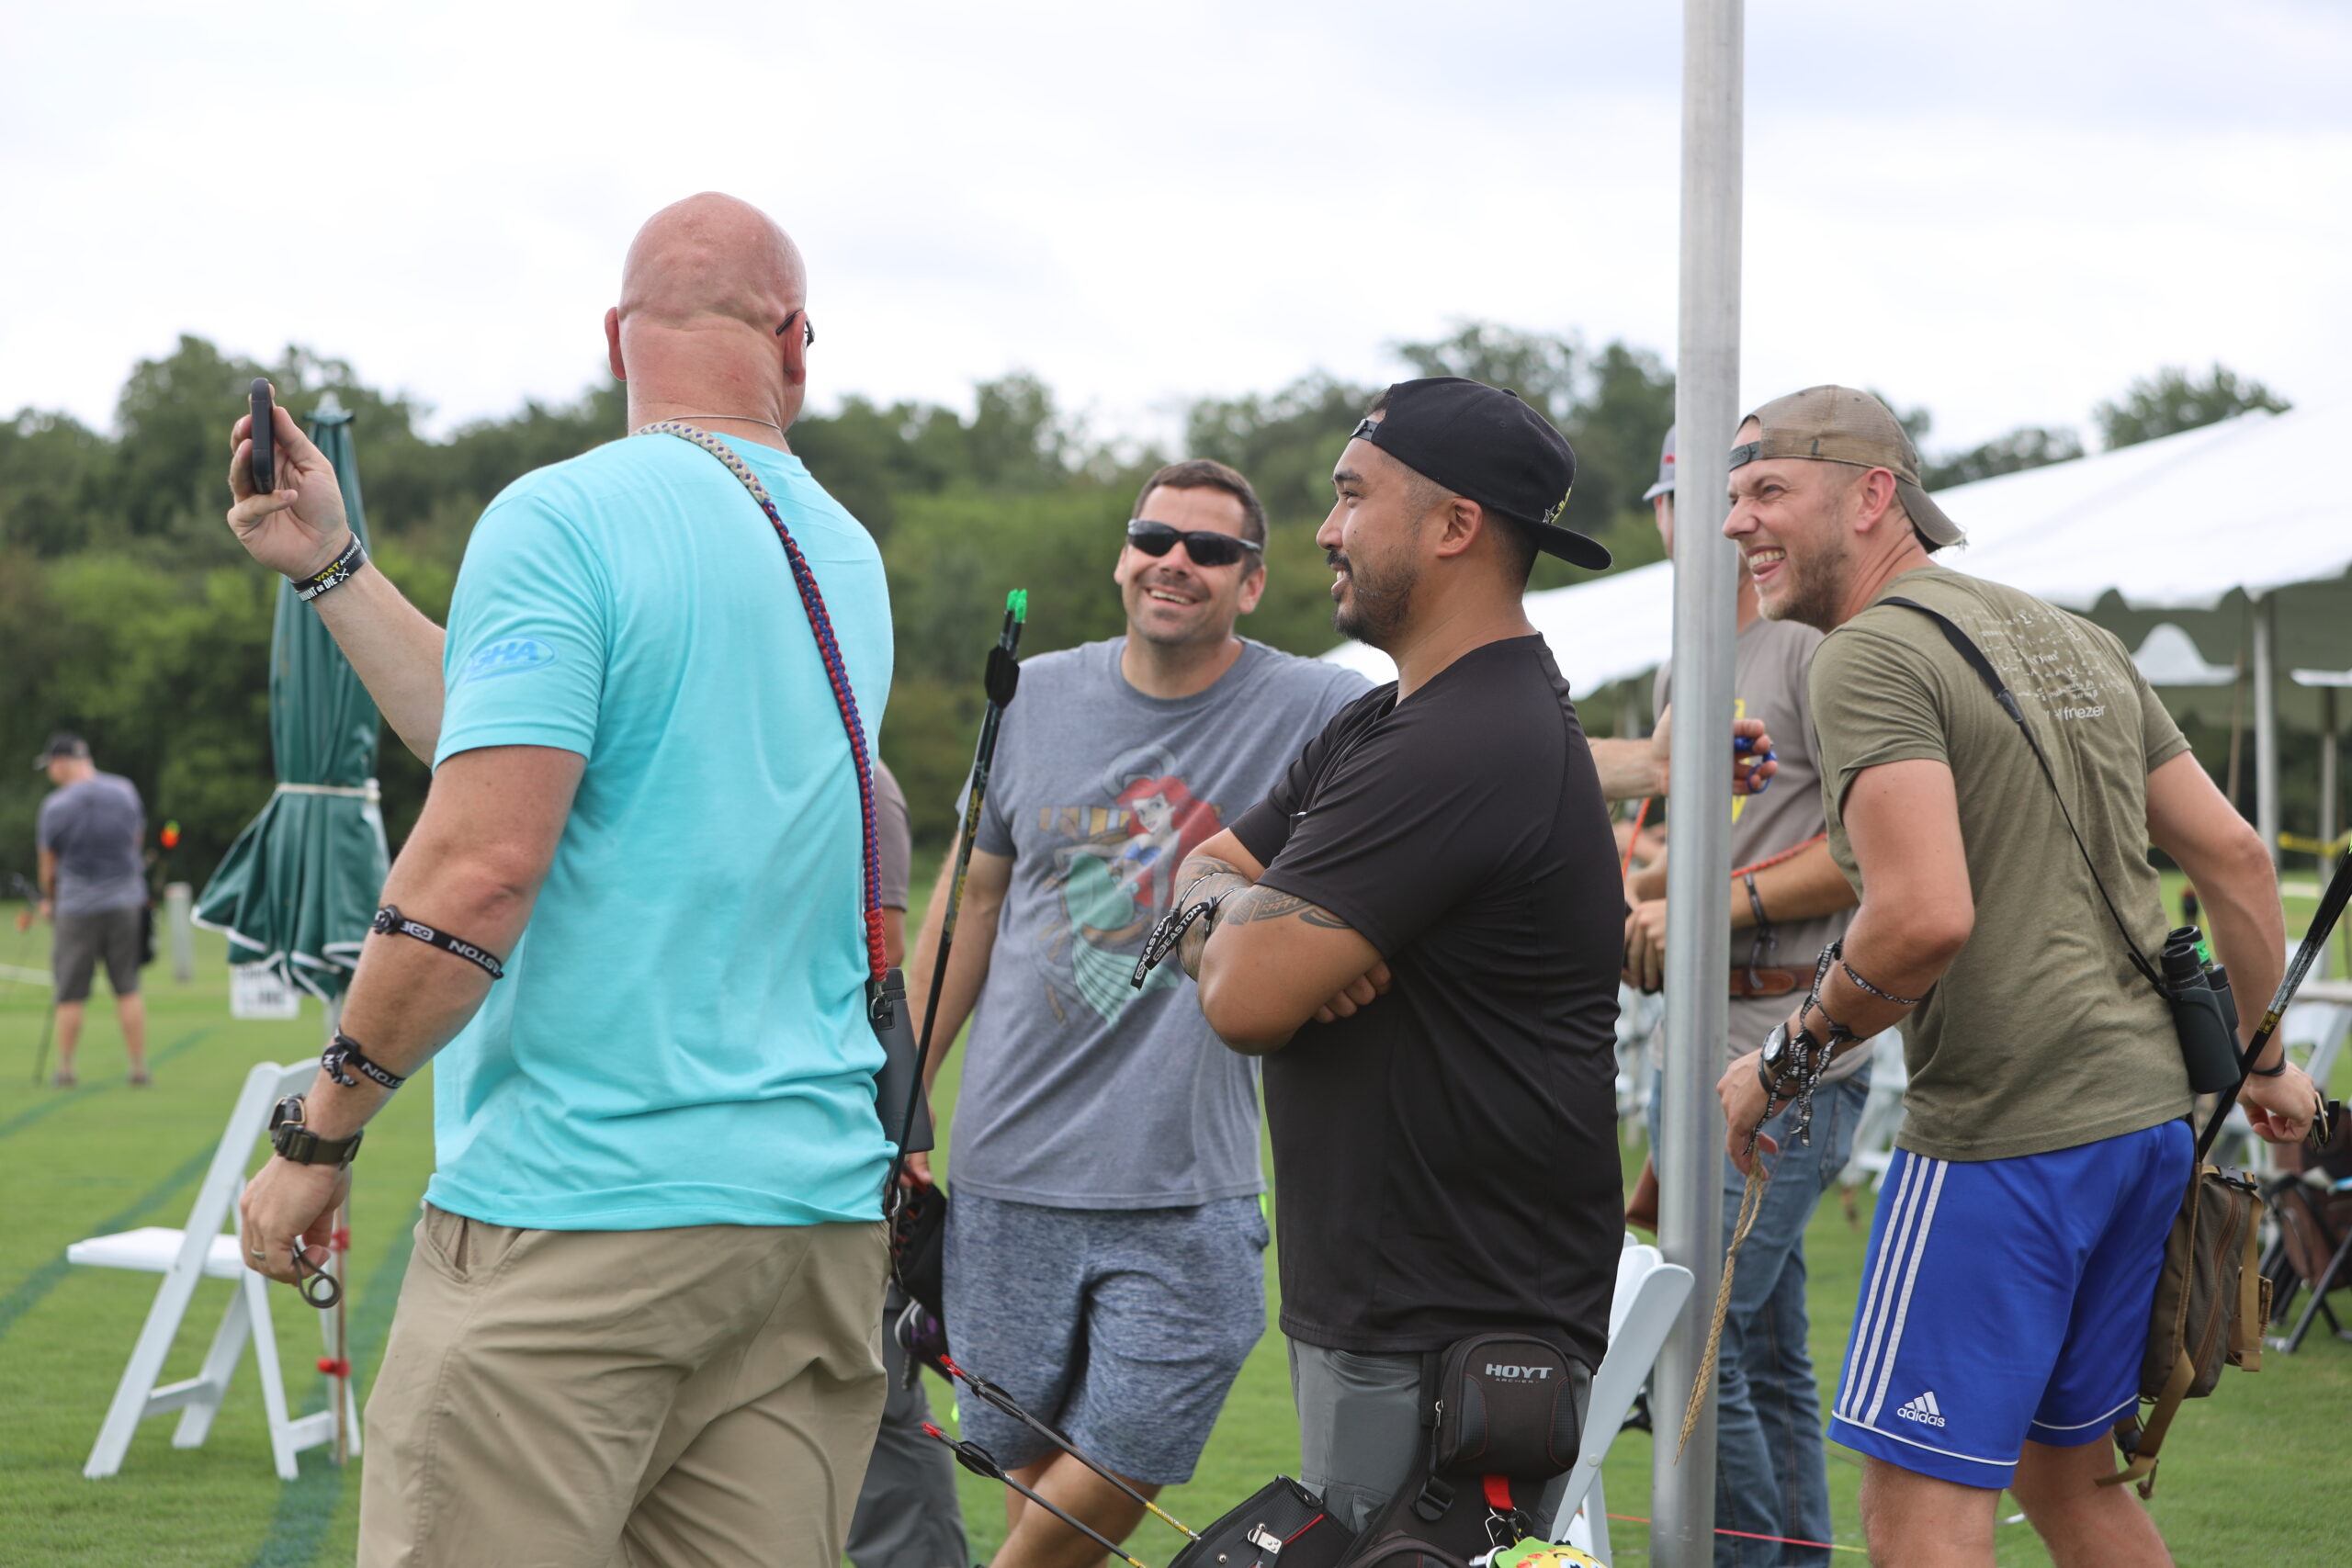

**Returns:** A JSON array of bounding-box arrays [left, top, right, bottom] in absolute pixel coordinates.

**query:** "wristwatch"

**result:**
[[269, 1095, 364, 1168], [1757, 1021, 1817, 1098]]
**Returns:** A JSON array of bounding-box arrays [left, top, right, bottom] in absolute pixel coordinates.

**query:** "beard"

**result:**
[[1330, 547, 1417, 649], [1761, 531, 1853, 633]]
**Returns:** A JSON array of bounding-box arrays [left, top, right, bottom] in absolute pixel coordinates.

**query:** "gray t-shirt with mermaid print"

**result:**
[[952, 637, 1368, 1209]]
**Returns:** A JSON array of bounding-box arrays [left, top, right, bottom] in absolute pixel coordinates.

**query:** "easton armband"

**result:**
[[322, 1032, 407, 1091], [372, 904, 505, 979]]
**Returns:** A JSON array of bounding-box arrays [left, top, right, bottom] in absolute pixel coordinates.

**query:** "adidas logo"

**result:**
[[1895, 1392, 1948, 1428]]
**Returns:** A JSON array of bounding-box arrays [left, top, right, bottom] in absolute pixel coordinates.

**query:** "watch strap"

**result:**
[[274, 1122, 364, 1167]]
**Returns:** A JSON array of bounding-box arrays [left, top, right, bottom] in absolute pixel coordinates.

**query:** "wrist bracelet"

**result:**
[[2249, 1054, 2290, 1078], [291, 536, 366, 603]]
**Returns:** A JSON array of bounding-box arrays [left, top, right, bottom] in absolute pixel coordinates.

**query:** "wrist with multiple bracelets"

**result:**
[[290, 535, 367, 602]]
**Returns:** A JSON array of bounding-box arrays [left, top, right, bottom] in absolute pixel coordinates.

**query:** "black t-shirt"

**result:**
[[1230, 635, 1623, 1370]]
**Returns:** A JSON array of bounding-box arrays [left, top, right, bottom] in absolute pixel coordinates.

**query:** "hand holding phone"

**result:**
[[249, 379, 275, 494]]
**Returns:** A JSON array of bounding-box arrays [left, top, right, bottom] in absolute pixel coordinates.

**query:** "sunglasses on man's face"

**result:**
[[1125, 521, 1263, 570]]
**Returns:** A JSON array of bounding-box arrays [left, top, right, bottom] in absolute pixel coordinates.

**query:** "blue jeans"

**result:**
[[1652, 1067, 1871, 1568]]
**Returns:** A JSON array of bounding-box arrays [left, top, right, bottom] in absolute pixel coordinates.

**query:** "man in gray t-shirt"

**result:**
[[909, 460, 1365, 1567], [30, 733, 149, 1087]]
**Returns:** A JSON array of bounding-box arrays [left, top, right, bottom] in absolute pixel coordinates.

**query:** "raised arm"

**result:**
[[227, 399, 448, 762], [1589, 701, 1780, 805]]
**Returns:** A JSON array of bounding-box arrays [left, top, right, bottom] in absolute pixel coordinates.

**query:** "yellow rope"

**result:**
[[1676, 1155, 1770, 1463]]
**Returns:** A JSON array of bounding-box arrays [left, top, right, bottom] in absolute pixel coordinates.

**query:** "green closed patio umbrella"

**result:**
[[194, 394, 390, 1002]]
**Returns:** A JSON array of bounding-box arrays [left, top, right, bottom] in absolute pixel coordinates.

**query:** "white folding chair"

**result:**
[[70, 1059, 357, 1481], [1548, 1239, 1695, 1561]]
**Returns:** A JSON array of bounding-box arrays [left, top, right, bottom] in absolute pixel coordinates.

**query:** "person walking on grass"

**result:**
[[227, 192, 896, 1568], [30, 733, 149, 1088], [1712, 385, 2323, 1568]]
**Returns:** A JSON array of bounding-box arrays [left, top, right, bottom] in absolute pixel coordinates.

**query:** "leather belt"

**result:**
[[1730, 967, 1799, 998]]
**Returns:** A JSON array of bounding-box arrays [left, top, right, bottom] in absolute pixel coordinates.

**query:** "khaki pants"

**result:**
[[359, 1205, 888, 1568]]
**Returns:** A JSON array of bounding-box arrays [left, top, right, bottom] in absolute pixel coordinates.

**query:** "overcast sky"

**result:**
[[6, 1, 2346, 457]]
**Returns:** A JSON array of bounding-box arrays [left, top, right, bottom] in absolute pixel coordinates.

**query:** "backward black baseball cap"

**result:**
[[1349, 378, 1611, 570]]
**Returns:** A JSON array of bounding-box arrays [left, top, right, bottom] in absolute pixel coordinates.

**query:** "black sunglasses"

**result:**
[[1125, 521, 1263, 569], [775, 309, 815, 348]]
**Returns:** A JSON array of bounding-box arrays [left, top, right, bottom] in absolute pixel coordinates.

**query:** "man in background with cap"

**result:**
[[29, 733, 150, 1088], [1611, 426, 1868, 1568], [1167, 378, 1626, 1534], [1713, 386, 2320, 1565]]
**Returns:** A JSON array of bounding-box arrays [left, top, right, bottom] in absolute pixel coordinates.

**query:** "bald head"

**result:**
[[605, 194, 813, 447], [619, 192, 804, 336]]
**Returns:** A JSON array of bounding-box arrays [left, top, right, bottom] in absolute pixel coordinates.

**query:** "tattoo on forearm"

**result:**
[[1222, 887, 1352, 930]]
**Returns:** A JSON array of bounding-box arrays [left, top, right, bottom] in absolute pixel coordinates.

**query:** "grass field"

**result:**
[[2, 897, 2348, 1566]]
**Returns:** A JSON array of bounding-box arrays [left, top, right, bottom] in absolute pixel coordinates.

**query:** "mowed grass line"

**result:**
[[3, 899, 2349, 1565]]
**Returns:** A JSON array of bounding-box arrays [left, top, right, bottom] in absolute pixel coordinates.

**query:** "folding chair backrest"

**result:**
[[1547, 1241, 1695, 1551], [173, 1060, 319, 1268]]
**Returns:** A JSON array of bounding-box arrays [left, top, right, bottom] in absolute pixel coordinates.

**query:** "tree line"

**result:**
[[0, 331, 2289, 881]]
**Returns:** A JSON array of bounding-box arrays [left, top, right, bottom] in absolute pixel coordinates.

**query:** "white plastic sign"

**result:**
[[230, 964, 301, 1021]]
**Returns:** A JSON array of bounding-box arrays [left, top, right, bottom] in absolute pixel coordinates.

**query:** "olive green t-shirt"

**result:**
[[1808, 564, 2194, 1162]]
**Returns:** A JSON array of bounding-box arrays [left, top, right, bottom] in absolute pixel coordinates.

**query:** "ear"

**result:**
[[1430, 497, 1487, 561], [1853, 468, 1901, 535], [1236, 558, 1268, 615], [779, 314, 809, 389], [605, 308, 626, 381]]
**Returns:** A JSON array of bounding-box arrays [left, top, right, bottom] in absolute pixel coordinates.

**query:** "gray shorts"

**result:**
[[941, 1190, 1268, 1485], [53, 905, 143, 1003]]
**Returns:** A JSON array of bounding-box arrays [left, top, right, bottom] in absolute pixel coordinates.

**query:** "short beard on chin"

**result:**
[[1331, 554, 1416, 649], [1764, 538, 1851, 632]]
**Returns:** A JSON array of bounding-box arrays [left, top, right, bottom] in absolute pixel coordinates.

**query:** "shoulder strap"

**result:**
[[1878, 596, 2166, 998], [639, 422, 888, 987]]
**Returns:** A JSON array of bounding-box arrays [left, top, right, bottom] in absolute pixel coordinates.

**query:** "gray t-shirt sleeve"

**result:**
[[873, 759, 911, 911]]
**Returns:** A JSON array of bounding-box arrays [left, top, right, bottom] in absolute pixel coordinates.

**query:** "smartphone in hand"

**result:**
[[249, 379, 275, 493]]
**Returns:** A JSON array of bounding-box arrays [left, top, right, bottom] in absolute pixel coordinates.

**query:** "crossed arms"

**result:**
[[1170, 831, 1386, 1055]]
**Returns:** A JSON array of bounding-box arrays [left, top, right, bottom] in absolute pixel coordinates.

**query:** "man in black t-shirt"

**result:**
[[1169, 378, 1626, 1533]]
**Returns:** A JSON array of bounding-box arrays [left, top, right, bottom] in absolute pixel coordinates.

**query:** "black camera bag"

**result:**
[[1167, 1476, 1353, 1568]]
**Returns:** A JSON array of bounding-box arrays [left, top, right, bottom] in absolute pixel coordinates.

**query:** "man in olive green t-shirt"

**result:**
[[1709, 386, 2322, 1568]]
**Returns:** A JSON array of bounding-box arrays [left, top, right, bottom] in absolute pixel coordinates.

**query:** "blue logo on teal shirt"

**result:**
[[462, 637, 556, 682]]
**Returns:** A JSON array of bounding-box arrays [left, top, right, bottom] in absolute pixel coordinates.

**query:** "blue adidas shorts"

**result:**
[[1829, 1118, 2190, 1488]]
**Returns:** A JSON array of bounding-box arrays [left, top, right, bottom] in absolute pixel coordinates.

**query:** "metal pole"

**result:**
[[164, 883, 194, 985], [1654, 2, 1742, 1561], [2253, 593, 2279, 864]]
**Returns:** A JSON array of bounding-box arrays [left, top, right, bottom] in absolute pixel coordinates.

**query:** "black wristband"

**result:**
[[322, 1032, 407, 1091], [372, 904, 505, 979], [291, 535, 367, 603], [2249, 1054, 2290, 1077]]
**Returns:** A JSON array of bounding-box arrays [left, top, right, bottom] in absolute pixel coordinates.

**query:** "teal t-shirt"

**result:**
[[424, 433, 895, 1230]]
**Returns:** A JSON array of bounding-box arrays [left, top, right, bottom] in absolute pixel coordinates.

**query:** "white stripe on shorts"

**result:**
[[1863, 1157, 1948, 1427], [1838, 1153, 1925, 1423]]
